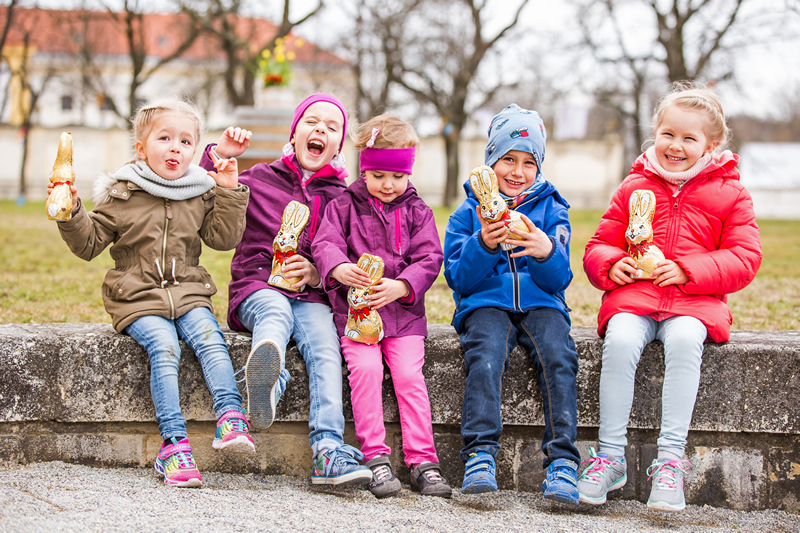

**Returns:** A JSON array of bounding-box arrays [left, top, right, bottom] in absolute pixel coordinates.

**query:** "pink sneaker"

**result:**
[[212, 410, 255, 453], [154, 438, 202, 487]]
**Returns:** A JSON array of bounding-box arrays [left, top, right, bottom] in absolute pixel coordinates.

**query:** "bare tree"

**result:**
[[0, 0, 20, 62], [4, 10, 57, 200], [573, 0, 758, 165], [182, 0, 322, 107], [381, 0, 531, 207]]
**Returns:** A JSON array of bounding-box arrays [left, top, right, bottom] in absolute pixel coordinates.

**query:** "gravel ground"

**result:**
[[0, 462, 798, 532]]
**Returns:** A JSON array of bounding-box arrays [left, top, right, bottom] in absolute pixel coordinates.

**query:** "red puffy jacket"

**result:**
[[584, 151, 762, 343]]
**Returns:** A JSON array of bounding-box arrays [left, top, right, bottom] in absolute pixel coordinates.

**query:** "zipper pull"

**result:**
[[165, 199, 173, 220]]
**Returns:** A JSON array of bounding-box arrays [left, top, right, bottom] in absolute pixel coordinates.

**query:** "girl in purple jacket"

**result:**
[[312, 114, 451, 499], [201, 94, 372, 487]]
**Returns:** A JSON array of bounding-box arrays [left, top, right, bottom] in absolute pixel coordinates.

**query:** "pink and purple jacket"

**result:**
[[311, 178, 443, 338], [199, 146, 347, 331]]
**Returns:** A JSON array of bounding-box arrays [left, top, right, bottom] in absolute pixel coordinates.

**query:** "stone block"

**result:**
[[686, 445, 767, 511], [768, 444, 800, 513]]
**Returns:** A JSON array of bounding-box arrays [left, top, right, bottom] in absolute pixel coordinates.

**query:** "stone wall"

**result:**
[[1, 323, 798, 512]]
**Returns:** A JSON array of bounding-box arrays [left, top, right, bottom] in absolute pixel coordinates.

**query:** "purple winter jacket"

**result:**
[[200, 145, 347, 331], [311, 178, 443, 338]]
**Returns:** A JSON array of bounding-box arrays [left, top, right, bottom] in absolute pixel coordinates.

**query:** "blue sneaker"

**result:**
[[461, 452, 498, 494], [542, 458, 580, 505], [311, 444, 373, 486]]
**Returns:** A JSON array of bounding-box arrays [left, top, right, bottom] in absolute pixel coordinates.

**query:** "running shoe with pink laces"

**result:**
[[577, 447, 627, 505], [154, 437, 202, 487], [647, 457, 691, 512], [212, 410, 255, 453]]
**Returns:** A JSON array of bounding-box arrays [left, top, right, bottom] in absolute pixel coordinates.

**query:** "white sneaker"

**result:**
[[647, 458, 691, 512]]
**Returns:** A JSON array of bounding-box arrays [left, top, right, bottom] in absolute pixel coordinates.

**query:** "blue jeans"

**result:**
[[237, 289, 344, 454], [125, 307, 243, 441], [599, 313, 707, 459], [459, 307, 580, 467]]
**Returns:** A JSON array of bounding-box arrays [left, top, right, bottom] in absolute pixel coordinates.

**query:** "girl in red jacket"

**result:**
[[579, 84, 761, 512]]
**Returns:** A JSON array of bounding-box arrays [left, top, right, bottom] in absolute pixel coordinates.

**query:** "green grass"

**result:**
[[1, 200, 797, 330]]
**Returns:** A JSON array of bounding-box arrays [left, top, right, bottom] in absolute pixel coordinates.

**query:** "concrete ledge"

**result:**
[[1, 323, 798, 511]]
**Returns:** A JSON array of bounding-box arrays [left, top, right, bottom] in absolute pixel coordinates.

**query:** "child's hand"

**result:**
[[609, 256, 638, 285], [366, 278, 409, 310], [507, 214, 554, 259], [331, 263, 372, 288], [207, 149, 239, 189], [652, 259, 689, 287], [46, 172, 78, 204], [282, 254, 321, 289], [477, 205, 508, 250], [215, 127, 252, 159]]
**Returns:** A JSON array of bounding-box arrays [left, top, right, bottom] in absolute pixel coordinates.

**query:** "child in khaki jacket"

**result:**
[[50, 99, 251, 487]]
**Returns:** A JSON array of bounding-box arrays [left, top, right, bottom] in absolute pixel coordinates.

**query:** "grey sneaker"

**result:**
[[410, 462, 452, 498], [245, 340, 282, 428], [647, 458, 691, 512], [366, 456, 402, 499], [577, 447, 627, 505]]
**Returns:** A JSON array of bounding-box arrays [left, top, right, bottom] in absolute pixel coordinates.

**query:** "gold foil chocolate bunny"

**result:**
[[625, 189, 666, 279], [268, 200, 310, 292], [468, 165, 529, 251], [46, 132, 75, 221], [344, 253, 385, 345]]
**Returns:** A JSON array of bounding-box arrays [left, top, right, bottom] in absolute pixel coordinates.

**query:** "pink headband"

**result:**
[[359, 147, 416, 175]]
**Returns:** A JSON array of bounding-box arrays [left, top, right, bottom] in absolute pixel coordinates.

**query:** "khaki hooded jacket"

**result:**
[[57, 178, 249, 332]]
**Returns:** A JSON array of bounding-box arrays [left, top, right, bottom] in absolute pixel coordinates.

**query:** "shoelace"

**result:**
[[372, 464, 392, 483], [320, 445, 364, 478], [420, 468, 444, 484], [173, 449, 196, 469], [226, 415, 249, 434], [580, 449, 614, 483], [647, 459, 690, 489]]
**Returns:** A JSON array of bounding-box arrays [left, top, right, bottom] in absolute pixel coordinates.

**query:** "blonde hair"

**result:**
[[651, 81, 730, 151], [352, 113, 419, 150], [131, 99, 203, 154]]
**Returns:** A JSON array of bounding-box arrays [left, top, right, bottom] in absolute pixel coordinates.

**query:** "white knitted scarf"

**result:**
[[645, 147, 713, 185], [113, 160, 216, 201]]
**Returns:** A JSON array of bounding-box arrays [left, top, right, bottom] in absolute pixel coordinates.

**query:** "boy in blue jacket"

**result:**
[[444, 104, 580, 504]]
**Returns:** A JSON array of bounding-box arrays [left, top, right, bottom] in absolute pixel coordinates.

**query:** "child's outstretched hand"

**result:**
[[282, 254, 321, 289], [506, 214, 553, 259], [331, 263, 372, 289], [609, 256, 638, 285], [652, 259, 689, 287], [366, 278, 409, 310], [215, 127, 252, 159], [46, 172, 78, 204], [477, 205, 508, 250], [207, 148, 239, 189]]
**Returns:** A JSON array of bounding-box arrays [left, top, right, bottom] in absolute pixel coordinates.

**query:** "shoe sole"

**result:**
[[212, 435, 256, 454], [371, 483, 402, 499], [647, 499, 685, 512], [311, 470, 374, 486], [461, 483, 498, 495], [578, 474, 627, 505], [154, 462, 202, 488], [245, 340, 282, 429], [544, 490, 579, 505]]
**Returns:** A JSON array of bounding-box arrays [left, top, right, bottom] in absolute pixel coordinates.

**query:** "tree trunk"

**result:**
[[443, 129, 461, 208], [18, 122, 30, 202]]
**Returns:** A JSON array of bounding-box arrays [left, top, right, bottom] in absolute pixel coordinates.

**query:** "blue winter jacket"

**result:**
[[444, 180, 573, 332]]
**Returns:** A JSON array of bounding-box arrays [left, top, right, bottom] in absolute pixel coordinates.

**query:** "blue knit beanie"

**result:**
[[485, 104, 547, 181]]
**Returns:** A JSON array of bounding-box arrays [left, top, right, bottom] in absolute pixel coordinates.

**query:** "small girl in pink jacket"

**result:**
[[580, 84, 762, 511], [312, 114, 450, 499]]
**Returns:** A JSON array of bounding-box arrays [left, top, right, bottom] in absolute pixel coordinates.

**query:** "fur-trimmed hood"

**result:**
[[92, 172, 121, 206]]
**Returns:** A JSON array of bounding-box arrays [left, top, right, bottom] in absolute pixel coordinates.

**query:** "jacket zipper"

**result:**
[[507, 251, 522, 312], [163, 199, 175, 319]]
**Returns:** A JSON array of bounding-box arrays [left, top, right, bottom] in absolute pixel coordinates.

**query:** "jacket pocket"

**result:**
[[105, 270, 151, 302]]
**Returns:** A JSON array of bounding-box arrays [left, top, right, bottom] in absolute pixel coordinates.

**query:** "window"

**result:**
[[61, 96, 73, 111]]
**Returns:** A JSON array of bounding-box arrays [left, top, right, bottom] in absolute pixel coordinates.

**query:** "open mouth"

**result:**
[[166, 158, 179, 169], [665, 155, 686, 163], [504, 177, 524, 187], [307, 139, 325, 156]]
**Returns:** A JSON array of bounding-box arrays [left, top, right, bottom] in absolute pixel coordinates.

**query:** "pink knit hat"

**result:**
[[290, 94, 348, 151]]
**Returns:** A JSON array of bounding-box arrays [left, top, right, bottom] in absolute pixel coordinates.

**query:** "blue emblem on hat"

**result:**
[[495, 119, 509, 130]]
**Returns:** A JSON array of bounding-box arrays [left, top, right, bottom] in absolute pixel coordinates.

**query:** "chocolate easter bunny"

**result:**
[[344, 253, 385, 345], [268, 200, 310, 292], [625, 189, 666, 279], [468, 165, 529, 251], [47, 132, 75, 221]]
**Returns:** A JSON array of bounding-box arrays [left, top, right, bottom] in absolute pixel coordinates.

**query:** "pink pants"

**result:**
[[340, 335, 439, 467]]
